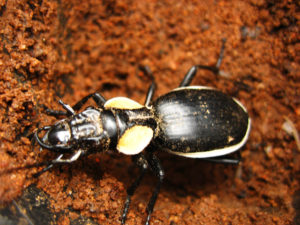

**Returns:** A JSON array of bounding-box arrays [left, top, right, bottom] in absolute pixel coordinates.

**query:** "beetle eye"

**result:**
[[47, 124, 71, 145]]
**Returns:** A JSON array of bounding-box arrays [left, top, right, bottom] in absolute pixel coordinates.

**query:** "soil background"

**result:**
[[0, 0, 299, 225]]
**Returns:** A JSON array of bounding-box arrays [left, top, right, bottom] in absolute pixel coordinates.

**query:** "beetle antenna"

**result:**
[[0, 160, 51, 176], [32, 162, 55, 178]]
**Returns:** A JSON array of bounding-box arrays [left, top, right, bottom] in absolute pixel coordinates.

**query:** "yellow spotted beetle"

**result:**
[[33, 40, 251, 225]]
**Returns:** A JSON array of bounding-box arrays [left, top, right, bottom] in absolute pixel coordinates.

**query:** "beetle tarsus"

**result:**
[[215, 38, 226, 69], [121, 166, 147, 224], [179, 39, 227, 87], [204, 150, 241, 164], [204, 157, 240, 164], [140, 66, 157, 107], [145, 153, 164, 225]]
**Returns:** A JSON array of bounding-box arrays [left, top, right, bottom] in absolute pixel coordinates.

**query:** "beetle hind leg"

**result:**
[[71, 92, 106, 110], [179, 38, 226, 87], [204, 151, 241, 164], [140, 66, 157, 107]]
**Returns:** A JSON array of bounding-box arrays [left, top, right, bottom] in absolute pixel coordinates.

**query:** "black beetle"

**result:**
[[33, 40, 251, 225]]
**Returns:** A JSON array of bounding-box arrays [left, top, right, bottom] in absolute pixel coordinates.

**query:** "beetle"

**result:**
[[32, 40, 251, 225]]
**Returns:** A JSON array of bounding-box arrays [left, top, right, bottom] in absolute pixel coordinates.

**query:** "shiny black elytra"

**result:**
[[33, 40, 251, 225]]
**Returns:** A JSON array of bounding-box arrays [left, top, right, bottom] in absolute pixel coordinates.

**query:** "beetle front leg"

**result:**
[[45, 93, 106, 118], [44, 99, 76, 117], [44, 108, 68, 117], [72, 92, 106, 110], [33, 150, 83, 177]]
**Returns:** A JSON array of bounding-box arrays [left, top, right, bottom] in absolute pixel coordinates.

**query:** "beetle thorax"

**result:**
[[69, 108, 103, 140]]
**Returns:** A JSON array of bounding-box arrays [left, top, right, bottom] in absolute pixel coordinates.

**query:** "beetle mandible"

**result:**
[[33, 40, 251, 225]]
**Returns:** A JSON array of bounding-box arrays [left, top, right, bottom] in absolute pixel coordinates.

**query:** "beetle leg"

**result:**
[[145, 153, 164, 225], [52, 149, 82, 164], [44, 108, 67, 117], [72, 92, 106, 110], [121, 154, 149, 224], [179, 65, 199, 87], [141, 66, 157, 107], [44, 93, 106, 118], [145, 82, 156, 107], [204, 157, 240, 164], [179, 38, 226, 87], [215, 38, 226, 69], [43, 100, 75, 117], [121, 152, 164, 225], [33, 150, 83, 177], [33, 154, 63, 177], [59, 100, 75, 115], [204, 151, 241, 164], [45, 100, 75, 117]]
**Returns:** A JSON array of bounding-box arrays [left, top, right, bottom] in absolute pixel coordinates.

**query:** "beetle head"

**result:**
[[35, 120, 74, 152]]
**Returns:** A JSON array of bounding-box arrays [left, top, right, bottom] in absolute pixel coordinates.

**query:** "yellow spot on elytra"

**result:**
[[227, 136, 234, 143], [104, 97, 143, 109], [117, 125, 153, 155]]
